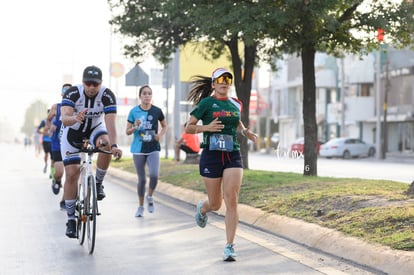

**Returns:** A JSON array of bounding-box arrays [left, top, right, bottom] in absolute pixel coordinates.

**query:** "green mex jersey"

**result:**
[[190, 96, 243, 151]]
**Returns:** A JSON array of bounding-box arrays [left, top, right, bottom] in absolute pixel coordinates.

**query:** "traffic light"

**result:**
[[377, 28, 384, 42]]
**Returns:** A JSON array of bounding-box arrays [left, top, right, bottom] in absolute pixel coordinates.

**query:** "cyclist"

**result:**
[[46, 83, 72, 208], [60, 66, 122, 238]]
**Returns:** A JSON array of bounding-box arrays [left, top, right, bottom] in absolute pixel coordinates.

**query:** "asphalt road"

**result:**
[[0, 142, 380, 275]]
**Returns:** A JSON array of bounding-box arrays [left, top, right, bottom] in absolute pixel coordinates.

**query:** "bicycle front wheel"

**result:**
[[86, 175, 97, 254], [77, 176, 86, 245]]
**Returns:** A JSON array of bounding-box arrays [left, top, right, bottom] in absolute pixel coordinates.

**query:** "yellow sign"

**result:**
[[179, 42, 233, 82], [111, 62, 125, 78]]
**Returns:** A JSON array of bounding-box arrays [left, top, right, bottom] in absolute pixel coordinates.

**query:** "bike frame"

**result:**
[[75, 149, 98, 254], [71, 141, 111, 254]]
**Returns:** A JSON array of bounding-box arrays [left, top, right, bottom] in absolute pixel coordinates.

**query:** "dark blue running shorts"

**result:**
[[51, 150, 63, 162], [199, 148, 243, 178]]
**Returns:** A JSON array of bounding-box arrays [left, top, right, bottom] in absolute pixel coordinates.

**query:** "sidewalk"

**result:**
[[108, 166, 414, 275], [385, 151, 414, 164]]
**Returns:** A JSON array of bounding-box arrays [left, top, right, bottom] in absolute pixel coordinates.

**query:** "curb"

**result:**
[[108, 167, 414, 275]]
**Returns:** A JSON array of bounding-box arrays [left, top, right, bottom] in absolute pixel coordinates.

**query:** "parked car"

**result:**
[[319, 137, 375, 159], [290, 137, 324, 155]]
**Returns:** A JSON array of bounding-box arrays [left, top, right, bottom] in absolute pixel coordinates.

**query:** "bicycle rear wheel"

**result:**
[[86, 175, 97, 254], [77, 176, 86, 245]]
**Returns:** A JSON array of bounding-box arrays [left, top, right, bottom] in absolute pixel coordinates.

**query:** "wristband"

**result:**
[[241, 129, 247, 137], [111, 144, 118, 149]]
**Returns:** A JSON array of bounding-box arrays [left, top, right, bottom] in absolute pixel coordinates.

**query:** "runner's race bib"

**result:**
[[209, 134, 233, 151], [142, 130, 155, 142]]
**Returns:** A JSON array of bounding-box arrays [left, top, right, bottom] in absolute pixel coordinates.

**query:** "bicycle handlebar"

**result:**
[[66, 147, 112, 156], [65, 140, 113, 156]]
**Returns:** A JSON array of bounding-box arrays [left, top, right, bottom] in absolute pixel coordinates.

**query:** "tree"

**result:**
[[265, 0, 414, 175], [108, 0, 280, 169], [21, 100, 49, 137]]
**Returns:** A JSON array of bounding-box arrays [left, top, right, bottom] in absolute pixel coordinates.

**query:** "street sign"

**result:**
[[125, 65, 149, 86], [162, 62, 173, 89]]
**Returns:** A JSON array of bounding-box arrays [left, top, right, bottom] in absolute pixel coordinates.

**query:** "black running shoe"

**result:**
[[65, 220, 77, 238], [51, 180, 60, 195], [96, 183, 106, 201], [60, 200, 66, 211]]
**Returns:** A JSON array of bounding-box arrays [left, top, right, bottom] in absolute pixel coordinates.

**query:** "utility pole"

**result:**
[[173, 50, 181, 156], [340, 58, 345, 136], [265, 69, 272, 153], [164, 63, 169, 159], [375, 29, 384, 159], [375, 50, 382, 159], [381, 59, 390, 159]]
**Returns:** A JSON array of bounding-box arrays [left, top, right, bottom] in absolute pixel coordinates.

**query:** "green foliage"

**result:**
[[109, 0, 200, 63], [108, 0, 414, 96], [21, 100, 49, 136], [266, 0, 414, 55], [108, 0, 280, 64]]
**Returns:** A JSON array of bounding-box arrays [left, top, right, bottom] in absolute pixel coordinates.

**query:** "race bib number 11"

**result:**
[[209, 134, 233, 152]]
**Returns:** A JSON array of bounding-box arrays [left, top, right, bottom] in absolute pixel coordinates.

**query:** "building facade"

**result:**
[[270, 48, 414, 155]]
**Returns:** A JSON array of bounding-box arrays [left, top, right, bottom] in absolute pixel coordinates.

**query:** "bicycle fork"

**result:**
[[85, 158, 101, 217], [75, 161, 87, 223]]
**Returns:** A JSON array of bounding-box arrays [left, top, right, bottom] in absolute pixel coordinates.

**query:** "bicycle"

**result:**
[[66, 139, 112, 254]]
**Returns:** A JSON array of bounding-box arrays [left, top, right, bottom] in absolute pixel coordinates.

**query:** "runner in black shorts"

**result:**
[[185, 68, 257, 261], [46, 83, 72, 206], [37, 111, 52, 175]]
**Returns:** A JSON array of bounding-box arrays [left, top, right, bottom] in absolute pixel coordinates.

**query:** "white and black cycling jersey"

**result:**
[[61, 84, 117, 133], [60, 84, 117, 165]]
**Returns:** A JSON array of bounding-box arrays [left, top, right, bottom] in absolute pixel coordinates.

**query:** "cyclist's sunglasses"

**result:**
[[84, 81, 100, 87], [214, 75, 232, 85]]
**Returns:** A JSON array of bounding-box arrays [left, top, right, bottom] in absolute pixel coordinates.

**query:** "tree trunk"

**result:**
[[301, 47, 318, 176], [227, 39, 256, 169]]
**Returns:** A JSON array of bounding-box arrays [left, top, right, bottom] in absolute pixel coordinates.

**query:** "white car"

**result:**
[[319, 137, 375, 159]]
